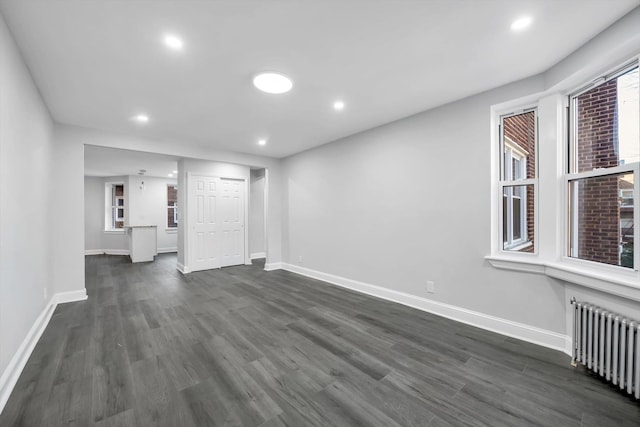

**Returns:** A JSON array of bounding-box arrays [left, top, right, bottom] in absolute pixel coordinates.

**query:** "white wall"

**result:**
[[126, 175, 178, 252], [85, 175, 178, 254], [84, 176, 105, 250], [250, 169, 266, 258], [0, 10, 55, 398], [280, 7, 640, 351], [282, 75, 570, 334], [55, 126, 283, 276]]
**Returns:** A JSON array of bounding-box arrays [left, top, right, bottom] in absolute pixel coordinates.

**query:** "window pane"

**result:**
[[502, 195, 508, 242], [512, 197, 522, 240], [569, 173, 633, 268], [574, 67, 639, 172], [167, 185, 178, 228], [502, 184, 534, 252], [502, 111, 535, 180]]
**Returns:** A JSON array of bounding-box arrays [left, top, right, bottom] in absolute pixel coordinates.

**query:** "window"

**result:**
[[568, 63, 639, 269], [106, 183, 125, 230], [167, 184, 178, 228], [500, 110, 537, 252]]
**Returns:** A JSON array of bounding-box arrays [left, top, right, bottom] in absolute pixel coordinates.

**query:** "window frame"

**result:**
[[167, 183, 178, 229], [105, 181, 125, 232], [498, 108, 539, 255], [566, 61, 640, 271]]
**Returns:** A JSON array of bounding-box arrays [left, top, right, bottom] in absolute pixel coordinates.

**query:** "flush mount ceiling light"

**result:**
[[172, 170, 177, 174], [511, 16, 532, 32], [253, 73, 293, 94], [163, 34, 184, 50], [258, 139, 267, 146], [333, 100, 345, 111], [131, 114, 149, 124], [168, 173, 173, 177]]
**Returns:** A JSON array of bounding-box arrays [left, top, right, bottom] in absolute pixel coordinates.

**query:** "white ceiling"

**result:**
[[1, 0, 638, 159], [84, 146, 179, 178]]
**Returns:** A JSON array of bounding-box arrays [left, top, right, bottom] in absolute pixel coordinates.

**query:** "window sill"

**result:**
[[485, 255, 640, 302], [104, 229, 125, 234], [165, 228, 178, 234], [503, 241, 533, 252]]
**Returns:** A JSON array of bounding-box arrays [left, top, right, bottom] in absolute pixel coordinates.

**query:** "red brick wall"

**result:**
[[575, 79, 620, 266], [504, 111, 535, 252]]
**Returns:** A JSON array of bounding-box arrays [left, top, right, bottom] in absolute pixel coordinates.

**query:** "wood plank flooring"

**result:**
[[1, 254, 638, 426]]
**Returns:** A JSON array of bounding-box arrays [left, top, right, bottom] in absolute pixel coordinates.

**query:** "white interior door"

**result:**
[[220, 178, 245, 267], [189, 175, 220, 271]]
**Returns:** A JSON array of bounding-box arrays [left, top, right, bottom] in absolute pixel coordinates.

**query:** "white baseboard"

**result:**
[[281, 263, 571, 355], [264, 262, 282, 271], [105, 249, 129, 256], [0, 288, 87, 415], [84, 249, 104, 256], [84, 249, 130, 256], [176, 262, 191, 274], [251, 252, 266, 260], [54, 289, 88, 305], [157, 247, 177, 254]]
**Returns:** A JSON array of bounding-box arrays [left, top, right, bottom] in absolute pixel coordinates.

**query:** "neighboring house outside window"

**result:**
[[568, 64, 639, 268], [500, 110, 537, 252], [106, 183, 125, 230], [167, 184, 178, 228]]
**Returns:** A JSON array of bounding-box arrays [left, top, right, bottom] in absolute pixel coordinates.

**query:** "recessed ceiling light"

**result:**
[[168, 173, 173, 177], [163, 34, 184, 50], [131, 114, 149, 123], [511, 16, 532, 32], [258, 139, 267, 146], [172, 170, 178, 174], [333, 101, 345, 111], [253, 73, 293, 94]]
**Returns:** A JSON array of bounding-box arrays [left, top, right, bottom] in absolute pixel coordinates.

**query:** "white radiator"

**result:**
[[571, 298, 640, 399]]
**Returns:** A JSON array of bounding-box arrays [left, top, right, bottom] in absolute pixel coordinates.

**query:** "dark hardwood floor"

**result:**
[[1, 254, 638, 426]]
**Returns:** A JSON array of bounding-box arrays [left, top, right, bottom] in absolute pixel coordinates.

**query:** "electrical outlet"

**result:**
[[427, 281, 435, 294]]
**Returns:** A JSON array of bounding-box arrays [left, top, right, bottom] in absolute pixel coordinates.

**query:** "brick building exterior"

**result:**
[[504, 111, 535, 252], [575, 79, 622, 266]]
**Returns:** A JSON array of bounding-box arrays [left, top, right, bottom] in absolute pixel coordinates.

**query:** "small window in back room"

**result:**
[[167, 184, 178, 228], [111, 183, 124, 229]]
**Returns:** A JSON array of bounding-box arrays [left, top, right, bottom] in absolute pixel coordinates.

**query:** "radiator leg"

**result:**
[[606, 314, 612, 381], [635, 325, 640, 399], [626, 322, 635, 394], [620, 319, 627, 390]]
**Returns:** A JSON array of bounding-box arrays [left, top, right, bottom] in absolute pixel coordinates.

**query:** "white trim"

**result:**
[[103, 230, 125, 234], [54, 289, 88, 305], [157, 247, 177, 254], [85, 249, 131, 256], [264, 262, 282, 271], [281, 263, 570, 355], [84, 249, 104, 256], [0, 289, 87, 415], [486, 255, 640, 302], [176, 262, 191, 274], [485, 255, 546, 274], [251, 252, 266, 260], [104, 249, 129, 256]]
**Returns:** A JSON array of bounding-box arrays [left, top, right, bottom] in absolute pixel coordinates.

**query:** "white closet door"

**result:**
[[219, 178, 245, 267], [189, 175, 220, 271]]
